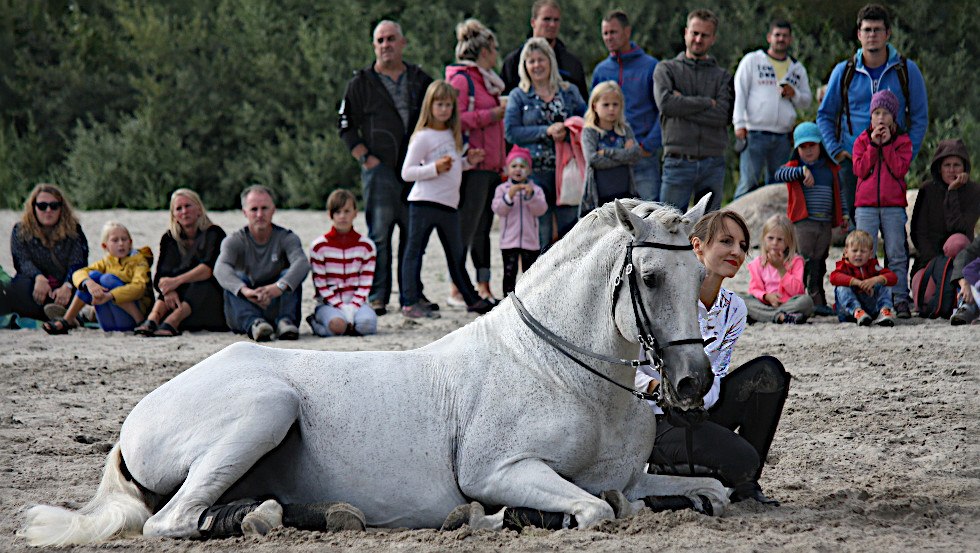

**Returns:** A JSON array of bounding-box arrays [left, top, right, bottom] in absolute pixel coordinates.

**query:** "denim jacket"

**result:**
[[504, 84, 586, 172]]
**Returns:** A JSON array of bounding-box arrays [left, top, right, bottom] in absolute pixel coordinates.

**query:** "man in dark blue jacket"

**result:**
[[592, 10, 662, 202], [338, 21, 433, 315]]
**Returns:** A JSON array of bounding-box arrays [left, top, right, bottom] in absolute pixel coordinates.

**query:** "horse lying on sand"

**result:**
[[22, 197, 728, 546]]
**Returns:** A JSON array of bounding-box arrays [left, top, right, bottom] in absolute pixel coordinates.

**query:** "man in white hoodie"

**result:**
[[732, 19, 811, 199]]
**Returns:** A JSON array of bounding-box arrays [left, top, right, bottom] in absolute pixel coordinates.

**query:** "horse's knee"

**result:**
[[572, 498, 615, 528]]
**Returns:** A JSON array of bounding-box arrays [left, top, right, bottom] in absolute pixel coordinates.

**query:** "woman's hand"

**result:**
[[948, 172, 969, 191], [546, 123, 566, 142], [158, 275, 181, 294], [51, 282, 73, 306], [33, 275, 51, 304], [466, 148, 486, 166], [491, 105, 506, 121], [435, 155, 453, 174], [959, 278, 974, 303], [163, 290, 181, 311]]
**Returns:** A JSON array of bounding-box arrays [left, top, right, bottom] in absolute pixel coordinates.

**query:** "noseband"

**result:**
[[511, 239, 707, 409]]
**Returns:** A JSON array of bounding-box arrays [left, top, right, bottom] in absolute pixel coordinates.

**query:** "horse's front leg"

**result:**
[[623, 472, 731, 515], [461, 458, 614, 529]]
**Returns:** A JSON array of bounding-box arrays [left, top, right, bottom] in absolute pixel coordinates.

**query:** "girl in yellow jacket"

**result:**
[[43, 222, 152, 333]]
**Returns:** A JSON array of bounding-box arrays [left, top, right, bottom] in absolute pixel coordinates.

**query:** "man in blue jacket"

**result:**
[[592, 10, 662, 202], [816, 3, 928, 231]]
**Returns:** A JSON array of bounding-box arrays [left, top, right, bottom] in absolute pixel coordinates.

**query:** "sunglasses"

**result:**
[[34, 201, 63, 211]]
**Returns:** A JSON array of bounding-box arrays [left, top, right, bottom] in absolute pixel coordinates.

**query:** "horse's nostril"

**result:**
[[675, 377, 699, 399]]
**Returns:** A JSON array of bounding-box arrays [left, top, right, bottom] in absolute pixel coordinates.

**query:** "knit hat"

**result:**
[[505, 145, 532, 171], [793, 122, 823, 150], [870, 89, 900, 121]]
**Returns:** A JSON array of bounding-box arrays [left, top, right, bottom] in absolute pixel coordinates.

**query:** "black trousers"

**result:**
[[7, 275, 49, 320], [649, 356, 791, 490], [501, 248, 539, 296]]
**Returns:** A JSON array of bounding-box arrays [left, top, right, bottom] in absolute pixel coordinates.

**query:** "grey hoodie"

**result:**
[[653, 52, 733, 157]]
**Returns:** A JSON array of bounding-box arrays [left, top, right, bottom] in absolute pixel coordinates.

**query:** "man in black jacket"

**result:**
[[500, 0, 587, 99], [338, 21, 433, 315]]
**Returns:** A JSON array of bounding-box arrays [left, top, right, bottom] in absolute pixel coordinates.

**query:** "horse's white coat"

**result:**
[[23, 198, 728, 544]]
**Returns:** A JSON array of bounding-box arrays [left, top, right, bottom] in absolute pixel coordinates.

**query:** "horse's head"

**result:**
[[610, 196, 713, 410]]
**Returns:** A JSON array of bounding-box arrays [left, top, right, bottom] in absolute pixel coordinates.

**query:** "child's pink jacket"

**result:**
[[748, 254, 805, 303], [852, 128, 913, 208]]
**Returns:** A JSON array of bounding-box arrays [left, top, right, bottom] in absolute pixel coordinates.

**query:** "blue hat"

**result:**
[[793, 122, 823, 150]]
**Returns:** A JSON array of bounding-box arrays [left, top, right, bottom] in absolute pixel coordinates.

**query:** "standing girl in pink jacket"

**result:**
[[742, 214, 814, 324], [851, 89, 914, 317], [491, 146, 547, 296]]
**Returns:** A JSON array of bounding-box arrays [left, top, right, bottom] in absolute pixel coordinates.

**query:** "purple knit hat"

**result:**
[[505, 145, 532, 171], [870, 89, 900, 121]]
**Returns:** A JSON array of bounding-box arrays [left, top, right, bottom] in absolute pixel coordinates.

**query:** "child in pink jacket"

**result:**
[[742, 214, 814, 324], [492, 146, 547, 296], [852, 89, 914, 317]]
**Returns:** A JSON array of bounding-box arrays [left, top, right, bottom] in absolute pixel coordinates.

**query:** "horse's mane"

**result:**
[[579, 200, 690, 236]]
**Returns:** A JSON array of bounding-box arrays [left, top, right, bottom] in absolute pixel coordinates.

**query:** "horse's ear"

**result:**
[[684, 193, 712, 225], [614, 199, 645, 237]]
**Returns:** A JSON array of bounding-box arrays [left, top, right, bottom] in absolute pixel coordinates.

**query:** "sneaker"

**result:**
[[276, 319, 299, 340], [874, 307, 896, 326], [370, 300, 387, 316], [249, 319, 275, 342], [854, 308, 872, 326], [402, 303, 440, 319], [466, 298, 495, 315], [895, 301, 912, 319], [814, 304, 835, 317], [43, 303, 67, 321], [445, 294, 467, 308], [781, 312, 808, 324], [950, 302, 979, 326], [419, 294, 440, 312]]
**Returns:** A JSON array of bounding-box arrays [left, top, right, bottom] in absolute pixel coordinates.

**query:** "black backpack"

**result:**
[[836, 54, 911, 139], [914, 255, 958, 319]]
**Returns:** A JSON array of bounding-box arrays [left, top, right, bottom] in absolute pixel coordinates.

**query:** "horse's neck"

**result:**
[[517, 227, 636, 371]]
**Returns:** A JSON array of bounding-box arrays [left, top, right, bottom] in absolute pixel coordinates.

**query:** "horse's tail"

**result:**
[[20, 443, 152, 546]]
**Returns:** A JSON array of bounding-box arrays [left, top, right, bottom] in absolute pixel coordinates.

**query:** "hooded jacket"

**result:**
[[816, 45, 929, 159], [338, 63, 433, 174], [491, 179, 548, 251], [445, 64, 505, 172], [910, 139, 980, 275], [775, 143, 844, 227], [733, 49, 812, 134], [591, 42, 662, 152], [653, 52, 733, 157], [852, 127, 912, 207]]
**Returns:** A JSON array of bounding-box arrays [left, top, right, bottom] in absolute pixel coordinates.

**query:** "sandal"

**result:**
[[134, 319, 158, 336], [152, 322, 182, 337], [42, 318, 75, 335]]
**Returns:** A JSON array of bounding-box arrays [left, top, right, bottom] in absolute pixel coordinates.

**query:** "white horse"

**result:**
[[22, 197, 728, 546]]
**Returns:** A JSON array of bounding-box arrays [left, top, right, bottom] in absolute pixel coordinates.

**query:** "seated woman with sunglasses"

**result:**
[[8, 184, 89, 322]]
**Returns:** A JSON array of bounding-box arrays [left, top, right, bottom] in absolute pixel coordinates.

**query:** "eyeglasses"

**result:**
[[859, 27, 887, 35], [34, 201, 63, 211]]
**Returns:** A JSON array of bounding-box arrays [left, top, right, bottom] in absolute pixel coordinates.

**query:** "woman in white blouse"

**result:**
[[637, 209, 790, 505]]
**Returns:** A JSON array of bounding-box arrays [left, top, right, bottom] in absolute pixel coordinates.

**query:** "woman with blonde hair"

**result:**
[[8, 183, 89, 321], [134, 188, 227, 336], [579, 81, 641, 215], [445, 18, 506, 305], [743, 213, 814, 323], [504, 37, 585, 249]]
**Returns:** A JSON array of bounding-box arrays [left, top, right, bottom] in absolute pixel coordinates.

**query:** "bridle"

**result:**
[[511, 238, 708, 410]]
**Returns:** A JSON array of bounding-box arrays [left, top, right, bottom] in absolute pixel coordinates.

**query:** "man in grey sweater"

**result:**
[[215, 185, 310, 341], [654, 8, 733, 213]]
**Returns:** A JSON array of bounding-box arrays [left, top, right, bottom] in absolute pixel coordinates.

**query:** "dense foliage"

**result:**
[[0, 0, 975, 209]]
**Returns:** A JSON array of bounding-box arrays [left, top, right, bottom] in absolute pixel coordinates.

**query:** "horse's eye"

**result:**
[[642, 272, 659, 287]]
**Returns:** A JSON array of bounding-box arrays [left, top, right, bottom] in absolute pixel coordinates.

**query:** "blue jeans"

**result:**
[[734, 131, 792, 199], [400, 202, 480, 307], [362, 163, 410, 306], [310, 303, 377, 337], [76, 271, 139, 331], [534, 169, 579, 250], [660, 155, 726, 213], [633, 150, 663, 202], [222, 272, 301, 334], [838, 157, 857, 227], [835, 284, 893, 320], [855, 206, 910, 305]]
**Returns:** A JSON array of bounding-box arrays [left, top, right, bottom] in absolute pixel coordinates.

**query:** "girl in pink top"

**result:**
[[399, 80, 495, 318], [743, 214, 814, 324]]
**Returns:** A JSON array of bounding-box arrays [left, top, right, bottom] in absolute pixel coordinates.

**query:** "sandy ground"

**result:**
[[1, 208, 977, 552]]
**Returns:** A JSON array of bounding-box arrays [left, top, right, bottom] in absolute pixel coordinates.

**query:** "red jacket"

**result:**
[[784, 157, 844, 227], [445, 64, 505, 172], [829, 256, 898, 287], [852, 128, 912, 208]]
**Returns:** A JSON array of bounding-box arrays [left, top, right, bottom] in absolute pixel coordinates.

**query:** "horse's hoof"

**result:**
[[324, 503, 366, 532], [440, 503, 473, 531], [241, 499, 283, 536], [600, 489, 635, 519]]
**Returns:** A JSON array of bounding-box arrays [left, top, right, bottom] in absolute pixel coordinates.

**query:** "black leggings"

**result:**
[[649, 356, 791, 489], [501, 248, 539, 296]]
